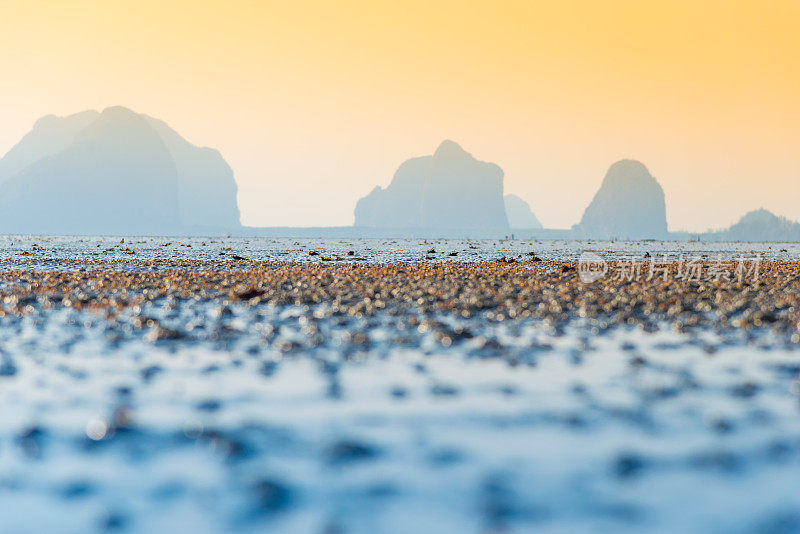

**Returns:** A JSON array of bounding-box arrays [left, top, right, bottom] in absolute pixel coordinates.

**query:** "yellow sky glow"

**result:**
[[1, 0, 798, 230]]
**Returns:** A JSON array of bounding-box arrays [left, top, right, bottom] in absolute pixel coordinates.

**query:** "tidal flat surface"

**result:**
[[0, 236, 799, 533]]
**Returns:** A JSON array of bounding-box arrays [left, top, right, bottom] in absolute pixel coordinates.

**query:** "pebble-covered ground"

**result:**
[[0, 237, 799, 533]]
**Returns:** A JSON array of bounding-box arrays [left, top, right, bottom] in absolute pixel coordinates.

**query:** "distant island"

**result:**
[[702, 209, 800, 242], [350, 149, 800, 241], [504, 194, 542, 229], [354, 140, 510, 230], [0, 106, 239, 236], [572, 159, 668, 240], [1, 111, 800, 241]]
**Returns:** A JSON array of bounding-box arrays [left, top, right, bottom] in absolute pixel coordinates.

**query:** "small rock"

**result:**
[[0, 357, 17, 377], [325, 439, 380, 465], [196, 400, 222, 412], [144, 325, 184, 342], [614, 453, 647, 478], [252, 478, 292, 514]]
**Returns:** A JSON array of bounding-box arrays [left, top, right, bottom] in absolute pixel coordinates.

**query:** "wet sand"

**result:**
[[2, 258, 799, 336], [1, 240, 799, 533]]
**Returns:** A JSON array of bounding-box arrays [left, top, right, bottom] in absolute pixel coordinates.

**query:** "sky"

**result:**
[[1, 0, 798, 231]]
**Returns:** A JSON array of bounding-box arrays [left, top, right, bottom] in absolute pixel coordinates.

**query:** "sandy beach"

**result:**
[[0, 237, 798, 533]]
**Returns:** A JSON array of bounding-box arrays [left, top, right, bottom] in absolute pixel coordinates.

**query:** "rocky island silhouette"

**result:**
[[0, 106, 239, 236], [354, 140, 509, 230], [0, 110, 798, 240]]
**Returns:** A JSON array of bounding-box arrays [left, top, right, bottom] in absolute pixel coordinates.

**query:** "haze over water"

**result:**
[[1, 2, 799, 533]]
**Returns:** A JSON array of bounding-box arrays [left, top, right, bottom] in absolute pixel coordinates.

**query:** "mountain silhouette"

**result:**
[[144, 116, 240, 230], [354, 155, 430, 228], [0, 106, 240, 235], [0, 110, 99, 184], [705, 208, 800, 241], [504, 194, 542, 228], [572, 159, 668, 239], [354, 140, 508, 229]]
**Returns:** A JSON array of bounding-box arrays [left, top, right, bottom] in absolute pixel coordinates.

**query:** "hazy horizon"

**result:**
[[2, 0, 798, 231]]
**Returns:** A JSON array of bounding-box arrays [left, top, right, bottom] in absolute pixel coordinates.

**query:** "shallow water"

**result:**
[[1, 235, 797, 268], [0, 237, 798, 533]]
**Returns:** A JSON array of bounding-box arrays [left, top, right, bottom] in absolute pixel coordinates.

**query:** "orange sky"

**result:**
[[1, 0, 798, 230]]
